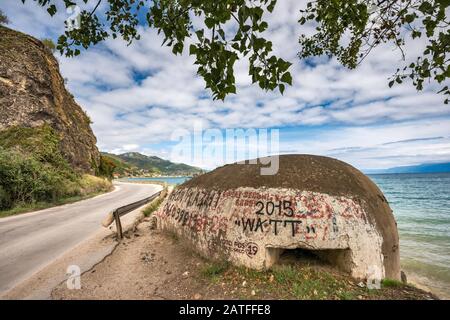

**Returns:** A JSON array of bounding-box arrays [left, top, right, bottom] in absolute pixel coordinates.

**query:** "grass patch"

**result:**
[[272, 265, 299, 284], [142, 197, 164, 217], [142, 187, 168, 217], [201, 261, 230, 284], [269, 266, 348, 299], [201, 263, 418, 300], [381, 278, 404, 288], [0, 125, 112, 216], [336, 291, 357, 300], [0, 185, 111, 218], [201, 261, 230, 278]]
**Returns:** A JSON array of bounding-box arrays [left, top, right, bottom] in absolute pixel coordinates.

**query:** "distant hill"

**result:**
[[366, 162, 450, 174], [101, 152, 203, 177]]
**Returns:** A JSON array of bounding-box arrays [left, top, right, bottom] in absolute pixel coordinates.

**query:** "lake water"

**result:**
[[126, 176, 191, 185], [369, 173, 450, 299]]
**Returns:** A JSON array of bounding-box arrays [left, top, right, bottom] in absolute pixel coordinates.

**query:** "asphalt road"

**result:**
[[0, 182, 162, 295]]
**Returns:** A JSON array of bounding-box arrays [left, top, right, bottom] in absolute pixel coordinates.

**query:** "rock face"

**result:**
[[0, 26, 100, 173], [156, 155, 401, 280]]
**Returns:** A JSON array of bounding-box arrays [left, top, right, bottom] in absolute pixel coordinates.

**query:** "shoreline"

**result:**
[[405, 269, 448, 300]]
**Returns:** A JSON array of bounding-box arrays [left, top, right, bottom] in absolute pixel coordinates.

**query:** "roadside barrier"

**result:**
[[102, 191, 162, 239]]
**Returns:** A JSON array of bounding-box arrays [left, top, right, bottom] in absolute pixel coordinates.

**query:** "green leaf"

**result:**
[[418, 1, 433, 14], [259, 21, 268, 31], [404, 14, 416, 24], [189, 44, 197, 55], [47, 4, 57, 16], [267, 0, 277, 13], [281, 72, 292, 85], [204, 17, 215, 29]]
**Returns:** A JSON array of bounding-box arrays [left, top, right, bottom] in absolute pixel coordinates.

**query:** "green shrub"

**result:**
[[142, 187, 168, 217], [78, 174, 112, 195], [0, 125, 74, 174], [201, 261, 230, 278], [0, 126, 112, 212], [97, 155, 116, 179], [41, 38, 56, 53], [0, 147, 71, 209], [381, 278, 404, 288]]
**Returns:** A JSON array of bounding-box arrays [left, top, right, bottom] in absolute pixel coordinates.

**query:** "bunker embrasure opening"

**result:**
[[265, 247, 353, 274]]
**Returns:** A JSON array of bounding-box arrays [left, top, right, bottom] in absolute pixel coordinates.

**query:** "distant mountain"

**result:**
[[101, 152, 203, 177], [366, 162, 450, 174]]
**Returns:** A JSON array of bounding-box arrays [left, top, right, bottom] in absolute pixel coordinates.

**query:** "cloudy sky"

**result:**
[[2, 0, 450, 171]]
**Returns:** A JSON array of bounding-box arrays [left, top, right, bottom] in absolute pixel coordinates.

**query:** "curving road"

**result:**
[[0, 182, 162, 295]]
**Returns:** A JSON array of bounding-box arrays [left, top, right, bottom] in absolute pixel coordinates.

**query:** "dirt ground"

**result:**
[[51, 219, 437, 300], [52, 218, 223, 300]]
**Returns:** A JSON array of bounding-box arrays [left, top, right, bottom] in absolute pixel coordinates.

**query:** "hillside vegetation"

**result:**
[[102, 152, 203, 177], [0, 26, 101, 173], [0, 27, 113, 217], [0, 125, 112, 216]]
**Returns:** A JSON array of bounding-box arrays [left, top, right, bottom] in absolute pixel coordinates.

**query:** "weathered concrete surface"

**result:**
[[156, 155, 400, 280]]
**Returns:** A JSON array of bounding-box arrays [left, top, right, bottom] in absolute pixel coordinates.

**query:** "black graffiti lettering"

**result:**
[[212, 191, 221, 208], [206, 191, 217, 208], [269, 219, 283, 235], [254, 218, 267, 232], [332, 216, 338, 233], [246, 242, 259, 257], [181, 211, 190, 226], [255, 200, 294, 217], [195, 192, 203, 207], [266, 202, 274, 215], [283, 200, 294, 217], [284, 220, 302, 236], [193, 192, 200, 207], [176, 209, 183, 222], [241, 218, 255, 232], [174, 207, 181, 219], [273, 201, 281, 215], [255, 201, 264, 215], [240, 218, 267, 233], [185, 193, 193, 207]]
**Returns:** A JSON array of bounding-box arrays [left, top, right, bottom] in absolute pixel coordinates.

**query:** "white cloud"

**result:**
[[2, 0, 449, 170]]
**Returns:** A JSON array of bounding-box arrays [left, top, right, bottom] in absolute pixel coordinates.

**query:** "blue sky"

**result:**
[[2, 0, 450, 171]]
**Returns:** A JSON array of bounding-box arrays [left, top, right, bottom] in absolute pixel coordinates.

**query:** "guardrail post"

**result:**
[[113, 209, 123, 240], [105, 190, 163, 239]]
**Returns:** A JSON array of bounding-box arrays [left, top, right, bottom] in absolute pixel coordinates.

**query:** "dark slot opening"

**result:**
[[265, 247, 352, 273]]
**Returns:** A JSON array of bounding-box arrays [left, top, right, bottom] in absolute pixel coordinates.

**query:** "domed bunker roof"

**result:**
[[158, 155, 400, 280], [182, 154, 381, 197]]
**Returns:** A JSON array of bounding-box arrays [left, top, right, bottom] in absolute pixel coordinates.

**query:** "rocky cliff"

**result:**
[[0, 26, 100, 173]]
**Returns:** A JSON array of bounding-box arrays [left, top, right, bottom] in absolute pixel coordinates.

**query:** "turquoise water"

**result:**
[[369, 173, 450, 298], [126, 176, 191, 185]]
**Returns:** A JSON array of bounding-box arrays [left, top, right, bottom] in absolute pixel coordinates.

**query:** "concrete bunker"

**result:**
[[155, 155, 400, 280]]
